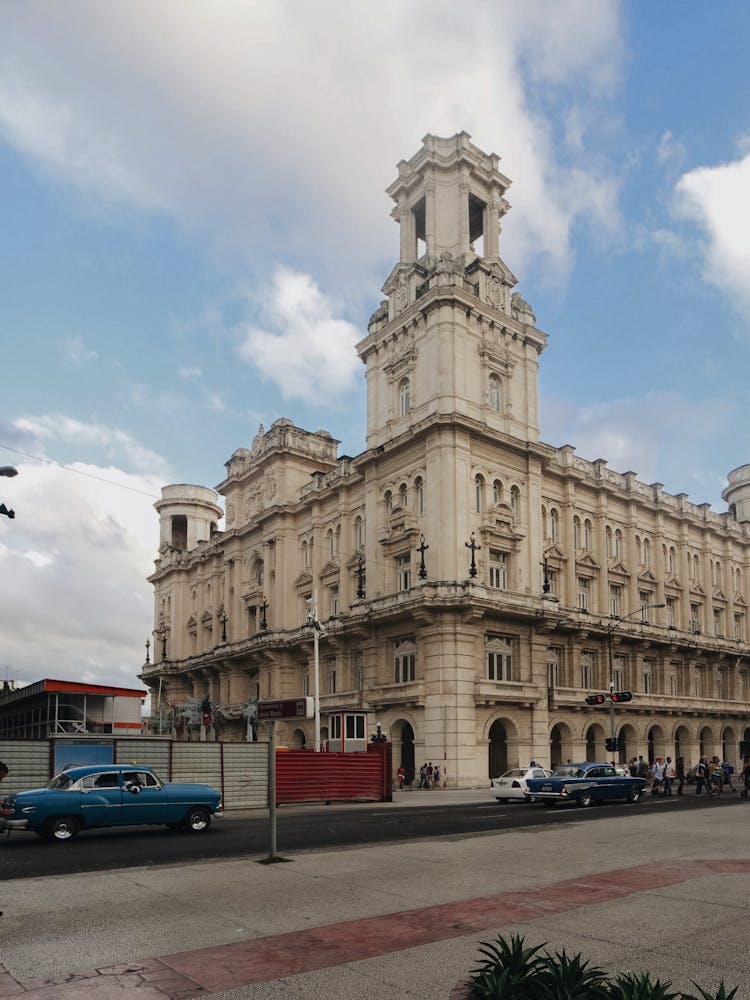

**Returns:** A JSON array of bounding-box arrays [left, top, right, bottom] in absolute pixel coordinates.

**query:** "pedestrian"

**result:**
[[426, 762, 434, 788], [709, 756, 724, 794], [695, 756, 712, 797], [0, 762, 7, 783], [418, 763, 428, 789], [663, 756, 675, 796], [720, 758, 733, 791], [628, 757, 638, 777], [433, 764, 441, 787], [637, 755, 649, 779], [739, 757, 750, 799], [397, 764, 406, 790], [651, 757, 664, 795], [676, 755, 686, 796]]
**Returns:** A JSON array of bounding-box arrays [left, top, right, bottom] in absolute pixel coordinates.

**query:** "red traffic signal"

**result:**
[[584, 694, 607, 705], [611, 691, 633, 703]]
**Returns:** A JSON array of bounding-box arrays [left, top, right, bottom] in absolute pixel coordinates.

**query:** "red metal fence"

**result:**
[[275, 742, 392, 804]]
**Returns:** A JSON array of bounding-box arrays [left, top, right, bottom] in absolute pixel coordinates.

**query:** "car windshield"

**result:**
[[501, 769, 525, 778], [552, 766, 585, 778], [46, 773, 74, 790]]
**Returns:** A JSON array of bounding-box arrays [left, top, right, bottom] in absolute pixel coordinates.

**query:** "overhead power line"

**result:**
[[0, 443, 162, 499]]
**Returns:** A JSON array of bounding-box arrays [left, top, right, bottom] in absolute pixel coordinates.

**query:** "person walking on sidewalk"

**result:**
[[651, 757, 664, 795], [676, 755, 686, 796], [663, 756, 676, 796], [739, 757, 750, 799], [397, 765, 407, 790], [695, 756, 712, 797]]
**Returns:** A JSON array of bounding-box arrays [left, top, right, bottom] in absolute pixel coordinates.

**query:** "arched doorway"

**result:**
[[741, 728, 750, 762], [291, 728, 306, 749], [647, 725, 664, 764], [398, 721, 415, 784], [699, 725, 713, 760], [585, 723, 605, 762], [549, 722, 573, 768], [619, 723, 637, 765], [675, 725, 690, 762], [488, 720, 508, 778], [722, 726, 737, 767]]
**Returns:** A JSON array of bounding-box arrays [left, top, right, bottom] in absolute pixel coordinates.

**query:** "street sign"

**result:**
[[258, 697, 314, 721]]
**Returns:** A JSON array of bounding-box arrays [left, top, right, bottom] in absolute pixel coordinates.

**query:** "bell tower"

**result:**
[[357, 132, 547, 450]]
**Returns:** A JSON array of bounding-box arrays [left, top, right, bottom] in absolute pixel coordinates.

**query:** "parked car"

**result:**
[[490, 766, 553, 802], [0, 764, 222, 841], [524, 762, 647, 808]]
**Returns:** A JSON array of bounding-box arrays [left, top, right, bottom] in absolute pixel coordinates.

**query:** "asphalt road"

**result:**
[[0, 791, 740, 881]]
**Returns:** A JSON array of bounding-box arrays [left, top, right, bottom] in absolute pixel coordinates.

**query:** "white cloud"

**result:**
[[0, 1, 626, 294], [542, 389, 735, 506], [674, 153, 750, 319], [0, 419, 169, 690], [61, 335, 98, 363], [178, 366, 202, 380], [238, 267, 362, 403]]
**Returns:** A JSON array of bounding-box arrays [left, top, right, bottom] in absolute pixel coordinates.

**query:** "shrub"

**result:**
[[462, 934, 737, 1000]]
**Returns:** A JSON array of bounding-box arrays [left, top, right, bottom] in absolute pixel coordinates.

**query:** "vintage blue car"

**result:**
[[0, 763, 222, 840], [524, 762, 647, 808]]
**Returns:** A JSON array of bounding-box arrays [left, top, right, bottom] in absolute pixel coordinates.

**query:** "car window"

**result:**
[[553, 766, 579, 778], [587, 767, 602, 778], [502, 769, 525, 778], [46, 773, 74, 790], [532, 769, 546, 777], [602, 767, 616, 776], [93, 772, 120, 788], [123, 771, 160, 788]]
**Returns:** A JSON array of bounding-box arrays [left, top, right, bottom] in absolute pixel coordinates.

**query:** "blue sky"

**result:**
[[2, 1, 750, 693]]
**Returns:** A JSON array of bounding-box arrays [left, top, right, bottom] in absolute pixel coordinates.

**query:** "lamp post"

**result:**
[[0, 465, 18, 520], [417, 535, 429, 580], [220, 611, 228, 643], [605, 602, 665, 755], [259, 595, 268, 631], [356, 557, 365, 599], [144, 638, 150, 665], [465, 532, 480, 578], [306, 593, 326, 752]]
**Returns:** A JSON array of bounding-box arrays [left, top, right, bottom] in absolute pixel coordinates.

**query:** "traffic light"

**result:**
[[584, 694, 607, 705], [610, 691, 633, 703], [604, 737, 622, 752]]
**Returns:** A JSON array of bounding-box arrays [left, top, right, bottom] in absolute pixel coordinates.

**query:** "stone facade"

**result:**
[[142, 133, 750, 786]]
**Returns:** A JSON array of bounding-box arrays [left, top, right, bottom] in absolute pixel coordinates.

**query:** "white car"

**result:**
[[490, 766, 554, 803]]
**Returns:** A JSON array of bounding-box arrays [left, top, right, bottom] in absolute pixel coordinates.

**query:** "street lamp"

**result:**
[[0, 465, 18, 519], [605, 603, 665, 756], [306, 594, 326, 752], [220, 611, 228, 643]]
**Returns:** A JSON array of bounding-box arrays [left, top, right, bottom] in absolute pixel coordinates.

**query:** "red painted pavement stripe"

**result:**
[[157, 858, 750, 994]]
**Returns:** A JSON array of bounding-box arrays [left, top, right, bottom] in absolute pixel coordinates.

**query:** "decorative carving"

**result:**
[[225, 501, 236, 527], [510, 291, 536, 324]]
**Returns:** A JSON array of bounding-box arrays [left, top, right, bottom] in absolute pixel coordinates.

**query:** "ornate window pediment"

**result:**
[[293, 571, 313, 591], [576, 553, 600, 574], [319, 560, 340, 581], [608, 559, 630, 579], [542, 542, 566, 562], [200, 610, 213, 625], [713, 587, 727, 603], [638, 569, 658, 585], [690, 582, 706, 597], [735, 594, 747, 608]]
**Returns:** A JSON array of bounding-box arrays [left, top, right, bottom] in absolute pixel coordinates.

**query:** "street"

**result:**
[[0, 787, 739, 880]]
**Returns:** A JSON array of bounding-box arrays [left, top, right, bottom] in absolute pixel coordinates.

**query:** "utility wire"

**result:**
[[0, 444, 162, 499]]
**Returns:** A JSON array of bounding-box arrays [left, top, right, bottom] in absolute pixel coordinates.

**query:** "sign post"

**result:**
[[258, 698, 314, 861]]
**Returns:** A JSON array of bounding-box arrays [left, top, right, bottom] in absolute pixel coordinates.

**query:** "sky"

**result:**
[[2, 1, 750, 698]]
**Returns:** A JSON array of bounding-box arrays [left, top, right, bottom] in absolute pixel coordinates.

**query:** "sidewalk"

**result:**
[[2, 796, 750, 999]]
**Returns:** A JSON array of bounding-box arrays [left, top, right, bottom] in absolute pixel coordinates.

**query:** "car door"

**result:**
[[79, 770, 123, 827], [596, 765, 621, 800], [120, 770, 168, 826]]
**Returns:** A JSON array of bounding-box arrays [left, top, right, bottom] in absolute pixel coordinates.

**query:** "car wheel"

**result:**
[[45, 816, 80, 841], [627, 787, 641, 803], [495, 797, 508, 804], [576, 792, 593, 808], [183, 807, 211, 833]]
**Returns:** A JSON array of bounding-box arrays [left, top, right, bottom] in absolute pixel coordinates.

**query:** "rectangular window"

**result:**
[[397, 554, 411, 592], [612, 654, 625, 691], [487, 640, 513, 681], [489, 550, 507, 589], [643, 669, 651, 694], [610, 585, 622, 617], [547, 646, 560, 687], [580, 651, 593, 689], [331, 714, 342, 740], [394, 641, 416, 684], [666, 598, 676, 628], [639, 591, 652, 622], [714, 609, 723, 636], [690, 603, 702, 633], [578, 578, 590, 611], [345, 714, 365, 740], [670, 674, 677, 696]]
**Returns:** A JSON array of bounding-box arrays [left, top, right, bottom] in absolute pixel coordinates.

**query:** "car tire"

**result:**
[[44, 816, 80, 841], [576, 792, 593, 808], [183, 807, 211, 833], [627, 787, 641, 803]]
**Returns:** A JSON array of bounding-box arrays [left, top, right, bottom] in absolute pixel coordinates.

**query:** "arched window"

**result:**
[[255, 562, 264, 587], [384, 490, 392, 516], [668, 547, 675, 576], [714, 560, 721, 586], [541, 505, 548, 540], [550, 509, 559, 543], [488, 374, 501, 412], [574, 516, 581, 549], [326, 529, 334, 560], [399, 378, 410, 416], [635, 535, 642, 565], [643, 538, 650, 568], [398, 483, 408, 510], [493, 479, 503, 505], [584, 519, 592, 550], [693, 554, 700, 580], [415, 477, 424, 515], [354, 516, 363, 550], [736, 568, 743, 593], [475, 474, 485, 514], [510, 486, 520, 516], [606, 526, 613, 558], [615, 529, 623, 560], [301, 540, 308, 568]]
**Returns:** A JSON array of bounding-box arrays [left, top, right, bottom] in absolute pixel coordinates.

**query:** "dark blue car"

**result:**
[[0, 763, 222, 840], [524, 762, 647, 808]]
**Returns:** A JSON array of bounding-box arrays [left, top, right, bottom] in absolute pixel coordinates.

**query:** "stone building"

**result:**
[[142, 132, 750, 786]]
